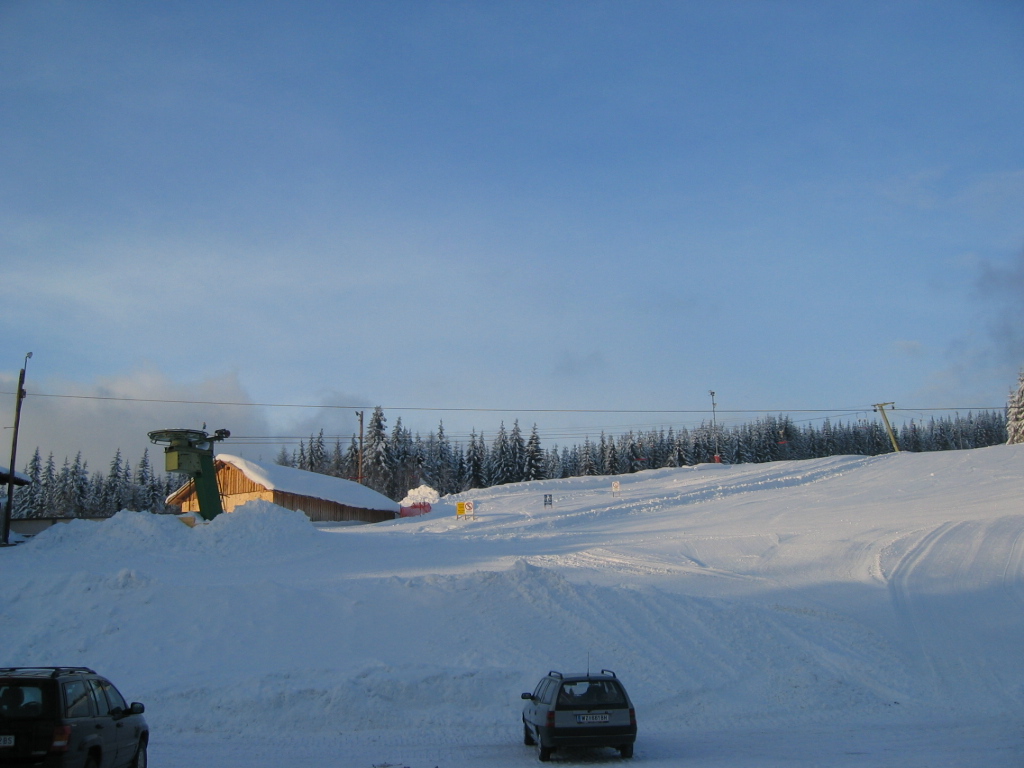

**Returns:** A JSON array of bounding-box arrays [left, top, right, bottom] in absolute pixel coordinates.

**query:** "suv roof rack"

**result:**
[[600, 669, 617, 678], [0, 667, 97, 678], [548, 670, 563, 679]]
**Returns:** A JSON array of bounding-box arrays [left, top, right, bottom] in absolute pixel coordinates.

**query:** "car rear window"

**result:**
[[556, 679, 627, 708], [0, 683, 51, 719]]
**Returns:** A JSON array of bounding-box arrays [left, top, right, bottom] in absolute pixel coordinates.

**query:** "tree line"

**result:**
[[10, 448, 178, 519], [278, 407, 1008, 501], [7, 406, 1009, 517]]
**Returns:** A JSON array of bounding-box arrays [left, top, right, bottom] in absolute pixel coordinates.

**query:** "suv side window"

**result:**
[[87, 679, 110, 716], [95, 679, 127, 714], [538, 678, 557, 705], [63, 680, 94, 718]]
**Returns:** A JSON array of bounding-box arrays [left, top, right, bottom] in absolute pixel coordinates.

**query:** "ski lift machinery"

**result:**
[[148, 427, 230, 520]]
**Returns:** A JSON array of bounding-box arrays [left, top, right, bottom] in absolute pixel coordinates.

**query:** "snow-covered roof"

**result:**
[[0, 464, 30, 486], [216, 454, 399, 513]]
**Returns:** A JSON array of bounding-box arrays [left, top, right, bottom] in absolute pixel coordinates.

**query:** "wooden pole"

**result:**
[[2, 353, 31, 545], [356, 410, 364, 484], [873, 402, 901, 453]]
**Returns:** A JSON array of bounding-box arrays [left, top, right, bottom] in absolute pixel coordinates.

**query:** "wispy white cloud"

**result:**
[[3, 366, 274, 473]]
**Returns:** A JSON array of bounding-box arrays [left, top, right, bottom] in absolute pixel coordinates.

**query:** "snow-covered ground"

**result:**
[[2, 445, 1023, 767]]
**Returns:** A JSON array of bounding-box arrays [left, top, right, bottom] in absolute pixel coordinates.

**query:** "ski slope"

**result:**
[[1, 445, 1022, 767]]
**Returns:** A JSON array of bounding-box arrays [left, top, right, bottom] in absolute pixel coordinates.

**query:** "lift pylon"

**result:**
[[148, 428, 230, 520]]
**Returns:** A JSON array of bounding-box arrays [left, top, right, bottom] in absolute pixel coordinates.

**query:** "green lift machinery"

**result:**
[[148, 427, 231, 520]]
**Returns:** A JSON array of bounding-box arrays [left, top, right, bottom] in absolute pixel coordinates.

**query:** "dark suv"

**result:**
[[522, 669, 636, 761], [0, 668, 147, 768]]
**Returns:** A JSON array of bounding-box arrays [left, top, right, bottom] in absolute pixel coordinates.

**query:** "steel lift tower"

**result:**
[[148, 427, 230, 520]]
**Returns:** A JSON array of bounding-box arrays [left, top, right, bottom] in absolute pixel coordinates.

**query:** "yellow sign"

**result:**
[[457, 502, 466, 517]]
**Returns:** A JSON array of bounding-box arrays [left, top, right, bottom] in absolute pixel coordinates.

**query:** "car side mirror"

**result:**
[[521, 692, 534, 700], [129, 702, 145, 715]]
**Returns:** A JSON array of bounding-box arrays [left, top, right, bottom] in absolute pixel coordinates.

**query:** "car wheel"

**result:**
[[523, 722, 536, 746], [539, 745, 553, 762], [619, 743, 634, 758], [132, 739, 148, 768], [83, 755, 99, 768]]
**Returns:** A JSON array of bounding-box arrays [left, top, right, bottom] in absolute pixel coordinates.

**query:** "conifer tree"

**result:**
[[509, 420, 526, 483], [579, 437, 596, 476], [602, 433, 619, 474], [433, 421, 456, 495], [524, 425, 544, 481], [101, 449, 124, 516], [41, 453, 57, 516], [343, 436, 360, 481], [14, 449, 43, 518], [1008, 370, 1024, 445], [69, 453, 90, 517], [465, 430, 487, 490], [488, 423, 512, 486], [329, 439, 346, 478], [274, 446, 293, 467], [544, 445, 562, 480], [364, 406, 393, 496], [308, 430, 328, 474]]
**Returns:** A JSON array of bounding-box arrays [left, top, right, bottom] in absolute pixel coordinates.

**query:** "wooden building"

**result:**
[[166, 454, 399, 524]]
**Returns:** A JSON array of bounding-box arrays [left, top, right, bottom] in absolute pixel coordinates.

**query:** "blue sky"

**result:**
[[2, 0, 1023, 469]]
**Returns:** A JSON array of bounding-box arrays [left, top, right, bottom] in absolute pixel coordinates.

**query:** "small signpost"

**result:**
[[612, 481, 621, 497], [457, 500, 476, 520], [543, 493, 553, 507]]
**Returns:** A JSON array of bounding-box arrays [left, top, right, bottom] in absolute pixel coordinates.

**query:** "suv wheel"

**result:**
[[538, 745, 553, 762], [523, 722, 535, 746], [132, 739, 148, 768], [619, 743, 634, 758]]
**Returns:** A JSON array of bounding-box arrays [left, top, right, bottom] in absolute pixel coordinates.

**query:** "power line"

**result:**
[[0, 390, 1004, 415]]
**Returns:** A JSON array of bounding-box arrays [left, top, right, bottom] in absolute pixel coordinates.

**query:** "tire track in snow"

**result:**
[[884, 517, 1024, 710]]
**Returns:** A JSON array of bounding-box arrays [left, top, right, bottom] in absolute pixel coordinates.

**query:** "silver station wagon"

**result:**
[[521, 669, 637, 761]]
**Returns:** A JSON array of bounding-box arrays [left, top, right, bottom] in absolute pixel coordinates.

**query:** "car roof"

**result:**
[[547, 670, 621, 683], [0, 667, 97, 679]]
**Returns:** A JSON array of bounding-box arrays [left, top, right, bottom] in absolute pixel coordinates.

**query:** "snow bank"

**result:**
[[23, 501, 318, 558], [400, 484, 440, 506]]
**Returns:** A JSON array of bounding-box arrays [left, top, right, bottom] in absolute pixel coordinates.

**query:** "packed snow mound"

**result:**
[[23, 501, 318, 558], [400, 484, 440, 506]]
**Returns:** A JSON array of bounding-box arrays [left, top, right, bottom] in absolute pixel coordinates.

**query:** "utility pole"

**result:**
[[356, 410, 364, 484], [872, 402, 901, 453], [709, 390, 721, 463], [2, 352, 32, 546]]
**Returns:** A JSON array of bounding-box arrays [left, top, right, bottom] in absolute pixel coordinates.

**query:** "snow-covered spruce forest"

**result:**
[[279, 408, 1008, 502], [10, 447, 178, 519], [8, 408, 1009, 517]]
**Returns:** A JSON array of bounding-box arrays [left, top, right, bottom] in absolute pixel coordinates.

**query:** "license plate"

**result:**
[[0, 735, 14, 748], [576, 713, 609, 723]]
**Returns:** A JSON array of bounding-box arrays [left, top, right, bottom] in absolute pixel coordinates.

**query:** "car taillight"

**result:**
[[546, 710, 555, 729], [50, 725, 71, 752], [629, 708, 636, 727]]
